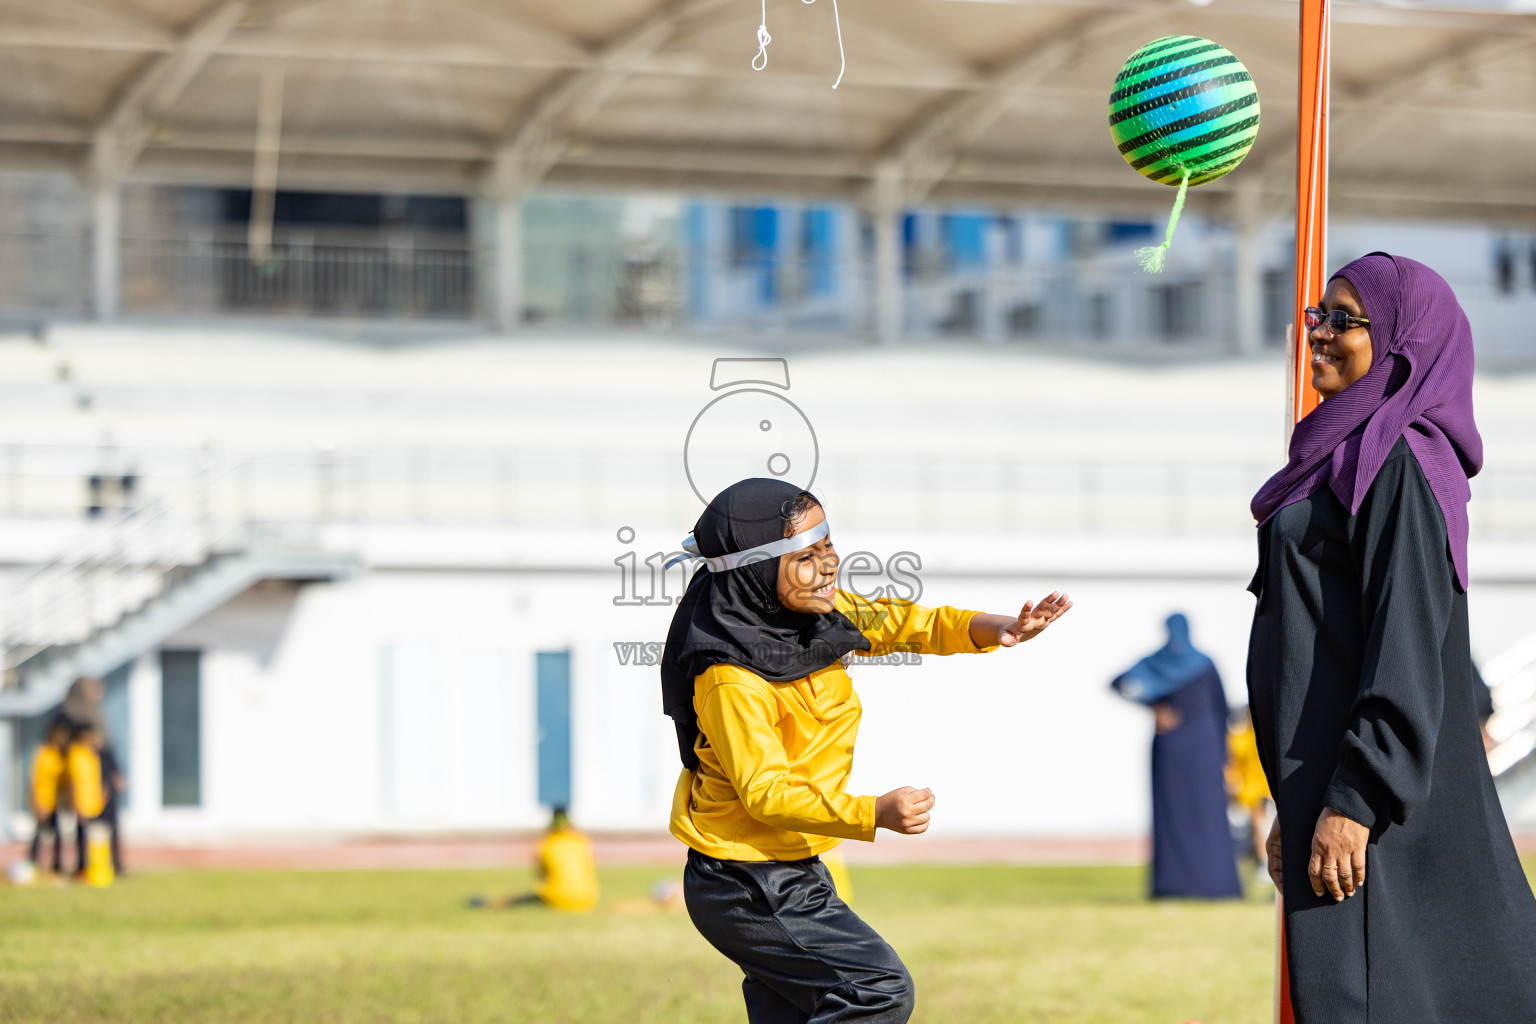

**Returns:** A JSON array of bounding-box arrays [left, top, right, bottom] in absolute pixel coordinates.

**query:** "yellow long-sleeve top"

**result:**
[[30, 745, 65, 816], [670, 590, 995, 862], [66, 743, 105, 819]]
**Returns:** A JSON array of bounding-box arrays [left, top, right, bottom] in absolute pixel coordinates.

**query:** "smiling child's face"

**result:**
[[776, 502, 839, 615]]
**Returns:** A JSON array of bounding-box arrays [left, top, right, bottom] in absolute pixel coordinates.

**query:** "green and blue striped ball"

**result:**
[[1109, 35, 1260, 187]]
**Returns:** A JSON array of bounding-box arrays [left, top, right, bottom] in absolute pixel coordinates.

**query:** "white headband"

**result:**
[[664, 518, 830, 573]]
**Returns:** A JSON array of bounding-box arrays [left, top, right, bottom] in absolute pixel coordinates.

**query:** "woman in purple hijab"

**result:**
[[1246, 252, 1536, 1022]]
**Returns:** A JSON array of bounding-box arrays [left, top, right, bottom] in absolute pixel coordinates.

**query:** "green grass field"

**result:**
[[0, 863, 1294, 1023]]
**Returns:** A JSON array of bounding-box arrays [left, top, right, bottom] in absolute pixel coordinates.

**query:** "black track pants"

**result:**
[[684, 848, 914, 1024], [28, 811, 60, 872]]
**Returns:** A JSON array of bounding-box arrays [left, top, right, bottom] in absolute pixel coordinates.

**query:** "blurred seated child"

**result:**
[[468, 808, 599, 913], [534, 808, 598, 912], [27, 718, 72, 875]]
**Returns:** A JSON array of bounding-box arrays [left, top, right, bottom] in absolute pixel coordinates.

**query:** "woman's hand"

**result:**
[[875, 787, 935, 834], [1259, 822, 1284, 890], [1308, 807, 1368, 901], [1151, 702, 1182, 735], [1265, 817, 1283, 892], [994, 592, 1073, 647]]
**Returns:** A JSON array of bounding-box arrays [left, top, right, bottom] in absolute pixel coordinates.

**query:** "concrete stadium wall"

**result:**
[[77, 524, 1536, 844]]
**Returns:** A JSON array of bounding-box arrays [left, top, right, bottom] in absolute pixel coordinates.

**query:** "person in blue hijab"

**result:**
[[1112, 613, 1242, 899]]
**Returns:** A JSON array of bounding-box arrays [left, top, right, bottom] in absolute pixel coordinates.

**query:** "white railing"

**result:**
[[123, 237, 479, 320], [0, 443, 1534, 539], [0, 464, 261, 680]]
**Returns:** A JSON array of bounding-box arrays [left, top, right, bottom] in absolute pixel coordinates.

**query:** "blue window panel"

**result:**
[[1052, 219, 1073, 262], [536, 651, 572, 810], [752, 206, 778, 251], [800, 208, 836, 297], [758, 263, 777, 306], [729, 205, 780, 306], [1106, 221, 1156, 245], [161, 649, 201, 808], [942, 213, 989, 271], [730, 206, 758, 266], [686, 203, 710, 321], [754, 207, 778, 306], [729, 205, 779, 261], [901, 213, 918, 278], [1003, 217, 1023, 265]]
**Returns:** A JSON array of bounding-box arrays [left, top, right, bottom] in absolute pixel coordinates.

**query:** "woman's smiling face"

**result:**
[[776, 501, 839, 614], [1311, 276, 1375, 400]]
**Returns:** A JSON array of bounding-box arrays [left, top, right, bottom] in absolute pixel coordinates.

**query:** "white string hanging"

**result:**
[[803, 0, 845, 89], [749, 0, 845, 89], [753, 0, 771, 71]]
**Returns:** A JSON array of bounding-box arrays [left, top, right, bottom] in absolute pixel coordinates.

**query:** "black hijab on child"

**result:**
[[660, 478, 870, 769]]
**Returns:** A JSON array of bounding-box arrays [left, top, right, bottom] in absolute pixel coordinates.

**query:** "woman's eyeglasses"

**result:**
[[1304, 307, 1370, 333]]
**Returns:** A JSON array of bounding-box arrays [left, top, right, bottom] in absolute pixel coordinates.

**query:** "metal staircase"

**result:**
[[0, 465, 357, 719]]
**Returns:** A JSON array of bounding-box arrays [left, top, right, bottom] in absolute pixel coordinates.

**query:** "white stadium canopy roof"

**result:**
[[1, 0, 1533, 223]]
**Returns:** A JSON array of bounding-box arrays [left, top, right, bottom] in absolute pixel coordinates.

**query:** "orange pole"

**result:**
[[1278, 6, 1330, 1021], [1277, 899, 1295, 1023], [1292, 0, 1330, 426]]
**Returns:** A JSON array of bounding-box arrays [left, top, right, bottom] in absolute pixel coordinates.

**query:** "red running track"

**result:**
[[2, 833, 1151, 872], [8, 833, 1535, 873]]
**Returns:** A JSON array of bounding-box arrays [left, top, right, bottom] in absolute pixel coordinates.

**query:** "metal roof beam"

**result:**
[[484, 0, 736, 196], [1258, 31, 1536, 194], [0, 30, 977, 89], [1329, 34, 1536, 159], [9, 0, 1535, 64], [932, 0, 1536, 35], [0, 24, 178, 53], [87, 0, 252, 182], [876, 0, 1182, 202]]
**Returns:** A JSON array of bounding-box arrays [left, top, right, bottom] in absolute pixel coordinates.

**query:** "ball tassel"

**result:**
[[1136, 170, 1189, 274]]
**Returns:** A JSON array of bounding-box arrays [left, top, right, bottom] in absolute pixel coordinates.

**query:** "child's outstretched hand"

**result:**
[[875, 787, 934, 835], [997, 591, 1072, 646]]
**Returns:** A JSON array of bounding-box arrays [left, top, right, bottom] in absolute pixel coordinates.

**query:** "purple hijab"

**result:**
[[1250, 252, 1482, 588]]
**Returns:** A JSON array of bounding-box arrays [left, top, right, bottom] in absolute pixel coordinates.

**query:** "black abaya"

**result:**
[[1247, 438, 1536, 1023]]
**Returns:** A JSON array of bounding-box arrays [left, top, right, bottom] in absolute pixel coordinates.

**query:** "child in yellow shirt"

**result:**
[[534, 808, 599, 912], [467, 808, 600, 912], [27, 719, 72, 874], [65, 726, 108, 879], [66, 728, 107, 821], [661, 479, 1071, 1024], [1227, 706, 1273, 871]]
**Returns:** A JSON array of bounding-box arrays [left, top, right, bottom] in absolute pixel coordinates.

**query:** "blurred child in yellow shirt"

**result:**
[[26, 718, 72, 874], [534, 808, 599, 912], [66, 727, 106, 821], [65, 726, 112, 884], [1226, 706, 1273, 872], [468, 808, 600, 913]]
